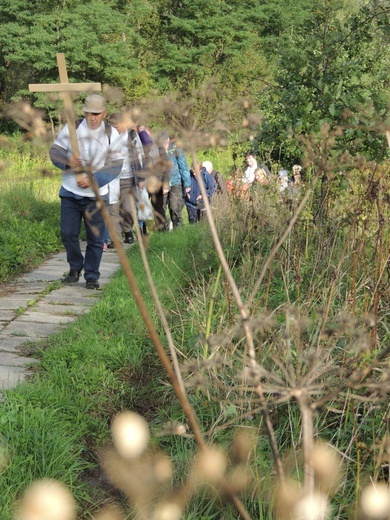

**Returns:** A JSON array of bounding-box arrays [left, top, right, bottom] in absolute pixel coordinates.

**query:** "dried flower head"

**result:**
[[360, 482, 390, 519], [16, 479, 76, 520], [230, 428, 256, 464], [111, 411, 150, 460], [310, 443, 341, 492], [147, 175, 162, 194], [153, 501, 182, 520], [293, 492, 330, 520], [191, 447, 227, 485], [93, 504, 125, 520], [274, 480, 301, 520]]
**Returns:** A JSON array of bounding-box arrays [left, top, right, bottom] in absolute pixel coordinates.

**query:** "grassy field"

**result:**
[[0, 136, 62, 283], [0, 140, 389, 520]]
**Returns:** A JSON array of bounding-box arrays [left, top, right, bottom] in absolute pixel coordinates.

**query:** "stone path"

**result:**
[[0, 242, 125, 392]]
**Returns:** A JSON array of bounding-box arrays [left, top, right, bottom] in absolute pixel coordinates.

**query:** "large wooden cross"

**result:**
[[29, 53, 101, 178]]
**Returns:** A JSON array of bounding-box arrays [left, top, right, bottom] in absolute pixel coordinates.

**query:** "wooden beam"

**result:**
[[29, 53, 103, 181], [28, 82, 101, 92]]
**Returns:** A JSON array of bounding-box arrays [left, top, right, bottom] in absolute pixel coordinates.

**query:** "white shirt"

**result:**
[[54, 119, 123, 198], [242, 159, 258, 185]]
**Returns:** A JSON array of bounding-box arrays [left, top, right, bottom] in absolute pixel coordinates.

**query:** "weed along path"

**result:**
[[0, 242, 125, 392]]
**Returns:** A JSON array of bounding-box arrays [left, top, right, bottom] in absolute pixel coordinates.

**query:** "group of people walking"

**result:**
[[49, 94, 225, 289], [49, 93, 303, 290], [227, 150, 303, 200], [106, 120, 225, 238]]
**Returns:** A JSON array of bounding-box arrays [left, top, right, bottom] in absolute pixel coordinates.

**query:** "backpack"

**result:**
[[128, 129, 145, 172]]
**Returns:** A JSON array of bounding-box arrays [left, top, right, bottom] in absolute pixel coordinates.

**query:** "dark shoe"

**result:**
[[123, 232, 134, 244], [86, 279, 100, 290], [107, 242, 116, 249], [62, 269, 81, 285]]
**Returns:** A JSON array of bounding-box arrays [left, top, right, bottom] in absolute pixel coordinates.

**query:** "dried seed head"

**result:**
[[111, 411, 149, 460], [230, 428, 256, 464], [175, 424, 187, 435], [293, 492, 330, 520], [226, 464, 252, 493], [360, 482, 390, 519], [364, 315, 376, 328], [153, 501, 182, 520], [93, 504, 125, 520], [152, 453, 173, 482], [16, 479, 76, 520], [147, 175, 162, 194], [274, 480, 301, 520], [192, 447, 227, 485], [310, 443, 341, 492]]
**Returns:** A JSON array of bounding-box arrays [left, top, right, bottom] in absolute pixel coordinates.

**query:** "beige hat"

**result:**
[[82, 94, 106, 113]]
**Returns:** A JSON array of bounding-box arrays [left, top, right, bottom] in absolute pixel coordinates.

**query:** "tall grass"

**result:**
[[0, 224, 213, 519], [1, 113, 389, 520], [0, 138, 63, 282]]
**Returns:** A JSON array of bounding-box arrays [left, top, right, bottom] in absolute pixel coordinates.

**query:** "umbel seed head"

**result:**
[[360, 482, 390, 519], [111, 411, 150, 460], [16, 479, 76, 520]]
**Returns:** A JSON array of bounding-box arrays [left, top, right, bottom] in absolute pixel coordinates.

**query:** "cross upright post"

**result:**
[[29, 53, 102, 179]]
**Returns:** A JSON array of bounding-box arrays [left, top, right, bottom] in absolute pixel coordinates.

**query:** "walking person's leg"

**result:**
[[169, 184, 185, 228], [119, 178, 135, 243], [107, 200, 122, 247], [186, 205, 198, 224], [60, 196, 84, 282], [150, 187, 167, 231], [82, 198, 105, 286]]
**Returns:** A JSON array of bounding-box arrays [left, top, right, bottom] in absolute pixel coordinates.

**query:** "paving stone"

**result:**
[[44, 289, 98, 306], [30, 302, 88, 317], [0, 310, 15, 321], [0, 365, 28, 388], [0, 352, 39, 366], [0, 242, 123, 390], [17, 311, 76, 324], [1, 320, 68, 339], [12, 282, 48, 294], [0, 335, 32, 353], [0, 296, 37, 308]]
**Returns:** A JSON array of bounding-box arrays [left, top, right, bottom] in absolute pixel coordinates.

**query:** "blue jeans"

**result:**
[[60, 196, 105, 281]]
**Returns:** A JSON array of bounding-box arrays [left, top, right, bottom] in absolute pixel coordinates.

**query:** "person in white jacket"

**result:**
[[106, 113, 145, 248], [241, 151, 258, 187], [49, 95, 123, 289]]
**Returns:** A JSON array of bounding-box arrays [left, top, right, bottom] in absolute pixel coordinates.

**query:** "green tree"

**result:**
[[256, 0, 390, 163], [0, 0, 150, 111], [148, 0, 269, 105]]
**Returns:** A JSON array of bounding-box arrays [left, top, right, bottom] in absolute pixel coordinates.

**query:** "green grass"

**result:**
[[0, 224, 215, 518], [0, 139, 62, 283], [0, 140, 389, 519]]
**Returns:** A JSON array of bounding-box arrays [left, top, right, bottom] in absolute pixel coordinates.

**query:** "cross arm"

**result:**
[[29, 82, 101, 93]]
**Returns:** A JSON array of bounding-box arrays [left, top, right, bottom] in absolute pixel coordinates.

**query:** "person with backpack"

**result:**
[[202, 160, 227, 197], [162, 133, 192, 229], [185, 162, 216, 224], [49, 94, 123, 289], [138, 126, 170, 232], [105, 113, 146, 248]]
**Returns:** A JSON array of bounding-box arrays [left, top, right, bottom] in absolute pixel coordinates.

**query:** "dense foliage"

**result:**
[[0, 0, 388, 163]]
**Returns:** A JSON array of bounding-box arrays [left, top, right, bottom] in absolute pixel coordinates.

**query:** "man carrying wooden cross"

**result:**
[[49, 94, 124, 289]]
